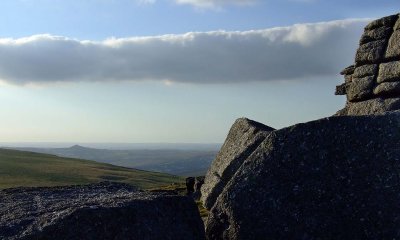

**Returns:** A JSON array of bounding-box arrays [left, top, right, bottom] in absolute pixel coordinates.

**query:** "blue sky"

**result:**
[[0, 0, 399, 143]]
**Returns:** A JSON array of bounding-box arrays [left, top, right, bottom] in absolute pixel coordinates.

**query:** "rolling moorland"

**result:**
[[9, 145, 219, 176], [0, 148, 183, 190]]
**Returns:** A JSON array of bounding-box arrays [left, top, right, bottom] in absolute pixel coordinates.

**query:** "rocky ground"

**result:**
[[0, 182, 205, 240]]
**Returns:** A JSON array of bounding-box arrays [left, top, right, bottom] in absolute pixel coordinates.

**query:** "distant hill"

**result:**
[[9, 145, 218, 176], [0, 148, 183, 190]]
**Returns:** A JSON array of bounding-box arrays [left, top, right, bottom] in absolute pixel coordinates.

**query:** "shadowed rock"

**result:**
[[373, 82, 400, 96], [206, 112, 400, 240], [0, 182, 205, 240], [200, 118, 274, 210], [186, 177, 195, 195]]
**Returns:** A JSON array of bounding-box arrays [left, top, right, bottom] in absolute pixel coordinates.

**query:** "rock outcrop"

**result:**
[[336, 14, 400, 115], [186, 176, 205, 200], [206, 111, 400, 240], [0, 182, 205, 240], [200, 118, 274, 210], [200, 14, 400, 240]]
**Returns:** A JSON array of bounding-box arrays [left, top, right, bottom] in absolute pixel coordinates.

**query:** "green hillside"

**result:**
[[0, 148, 183, 190]]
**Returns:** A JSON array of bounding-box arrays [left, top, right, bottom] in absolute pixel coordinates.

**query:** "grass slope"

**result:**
[[0, 148, 183, 190]]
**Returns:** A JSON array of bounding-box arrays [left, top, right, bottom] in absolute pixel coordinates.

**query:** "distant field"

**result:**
[[11, 145, 217, 176], [0, 148, 183, 190]]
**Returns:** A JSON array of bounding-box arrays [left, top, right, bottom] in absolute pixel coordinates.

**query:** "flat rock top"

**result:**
[[0, 182, 143, 229], [0, 182, 205, 240]]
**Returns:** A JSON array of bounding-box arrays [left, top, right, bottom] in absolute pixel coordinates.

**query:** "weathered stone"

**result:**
[[344, 74, 352, 83], [353, 64, 378, 78], [340, 65, 355, 75], [355, 40, 387, 63], [0, 182, 205, 240], [206, 112, 400, 240], [364, 14, 398, 30], [359, 26, 392, 45], [395, 17, 400, 30], [346, 76, 375, 102], [194, 176, 205, 193], [201, 118, 274, 210], [335, 97, 400, 116], [192, 176, 205, 200], [377, 61, 400, 83], [335, 83, 347, 95], [374, 82, 400, 96], [385, 30, 400, 58]]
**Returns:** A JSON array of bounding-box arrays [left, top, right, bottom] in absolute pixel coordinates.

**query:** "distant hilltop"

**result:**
[[1, 142, 221, 151]]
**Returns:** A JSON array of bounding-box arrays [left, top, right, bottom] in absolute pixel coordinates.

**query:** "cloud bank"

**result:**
[[174, 0, 257, 8], [0, 19, 368, 85]]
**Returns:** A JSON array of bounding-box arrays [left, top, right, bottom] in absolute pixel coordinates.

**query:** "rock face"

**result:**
[[336, 14, 400, 115], [206, 112, 400, 240], [0, 182, 205, 240], [200, 118, 274, 210], [194, 176, 205, 193]]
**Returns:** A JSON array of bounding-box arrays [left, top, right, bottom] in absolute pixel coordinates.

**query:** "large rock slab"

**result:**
[[206, 112, 400, 240], [386, 30, 400, 58], [374, 82, 400, 96], [353, 64, 378, 78], [359, 26, 392, 45], [335, 97, 400, 116], [346, 76, 375, 102], [355, 40, 387, 64], [201, 118, 274, 210], [364, 14, 398, 30], [377, 61, 400, 83], [0, 182, 205, 240]]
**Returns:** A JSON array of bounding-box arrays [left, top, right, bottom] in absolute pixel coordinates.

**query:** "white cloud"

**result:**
[[0, 19, 369, 85], [174, 0, 257, 8], [137, 0, 156, 4]]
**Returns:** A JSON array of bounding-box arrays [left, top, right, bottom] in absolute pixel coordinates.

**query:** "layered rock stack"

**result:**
[[336, 13, 400, 115]]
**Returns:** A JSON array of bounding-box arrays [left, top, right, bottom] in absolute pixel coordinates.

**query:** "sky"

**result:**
[[0, 0, 399, 144]]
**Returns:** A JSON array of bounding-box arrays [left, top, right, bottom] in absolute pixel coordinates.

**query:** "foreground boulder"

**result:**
[[0, 182, 205, 240], [206, 112, 400, 240], [336, 13, 400, 115], [201, 118, 274, 210]]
